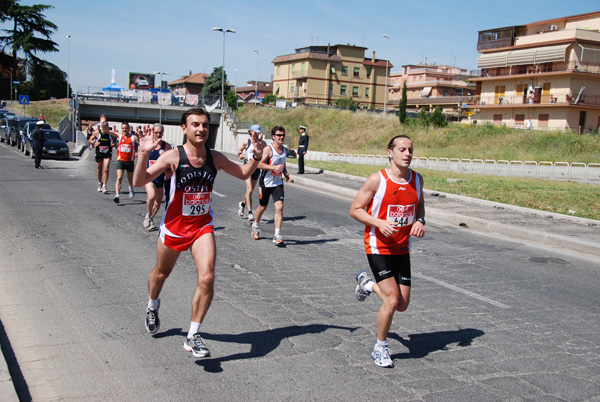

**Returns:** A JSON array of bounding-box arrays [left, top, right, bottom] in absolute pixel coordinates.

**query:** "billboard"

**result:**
[[128, 72, 156, 90]]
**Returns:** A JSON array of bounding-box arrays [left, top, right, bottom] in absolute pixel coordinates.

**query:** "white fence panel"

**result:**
[[538, 162, 553, 179], [587, 163, 600, 182], [509, 161, 523, 177], [523, 161, 538, 178], [484, 160, 496, 175], [554, 162, 569, 180], [449, 158, 461, 172], [497, 160, 510, 176], [569, 163, 586, 181], [472, 159, 484, 174]]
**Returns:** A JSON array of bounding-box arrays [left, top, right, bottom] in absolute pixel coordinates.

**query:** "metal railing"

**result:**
[[304, 151, 600, 183]]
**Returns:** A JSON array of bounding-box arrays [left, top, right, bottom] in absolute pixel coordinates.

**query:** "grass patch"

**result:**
[[304, 160, 600, 220], [7, 99, 69, 131]]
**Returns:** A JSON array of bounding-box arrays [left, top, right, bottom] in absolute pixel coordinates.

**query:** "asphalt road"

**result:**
[[0, 144, 599, 401]]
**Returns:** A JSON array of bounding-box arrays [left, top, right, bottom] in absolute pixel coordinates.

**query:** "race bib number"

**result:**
[[387, 204, 416, 227], [182, 192, 210, 216], [99, 145, 110, 153], [271, 169, 282, 179], [120, 144, 132, 153]]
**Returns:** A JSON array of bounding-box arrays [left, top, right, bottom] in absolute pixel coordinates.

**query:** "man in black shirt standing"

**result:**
[[297, 125, 309, 174], [31, 120, 45, 169]]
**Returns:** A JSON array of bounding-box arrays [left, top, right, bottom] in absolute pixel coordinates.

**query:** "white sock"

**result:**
[[148, 298, 159, 311], [274, 228, 280, 236], [364, 281, 374, 293], [253, 221, 259, 228], [376, 339, 388, 348], [188, 322, 201, 339]]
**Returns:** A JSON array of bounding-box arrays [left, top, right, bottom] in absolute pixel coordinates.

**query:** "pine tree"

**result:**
[[399, 82, 408, 124]]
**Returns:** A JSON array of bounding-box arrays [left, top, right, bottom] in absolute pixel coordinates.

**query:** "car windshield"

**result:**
[[17, 119, 37, 129], [43, 131, 63, 141]]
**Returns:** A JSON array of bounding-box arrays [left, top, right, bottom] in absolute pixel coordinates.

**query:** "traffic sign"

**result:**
[[19, 95, 29, 105]]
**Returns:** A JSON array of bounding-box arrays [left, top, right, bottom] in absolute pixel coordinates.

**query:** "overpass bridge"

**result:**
[[74, 97, 226, 149]]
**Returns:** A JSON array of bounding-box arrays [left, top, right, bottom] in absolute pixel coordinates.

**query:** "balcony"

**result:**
[[472, 94, 600, 107], [291, 71, 307, 79], [472, 61, 600, 80]]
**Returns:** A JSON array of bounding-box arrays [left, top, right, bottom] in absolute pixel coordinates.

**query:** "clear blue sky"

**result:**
[[3, 1, 599, 94]]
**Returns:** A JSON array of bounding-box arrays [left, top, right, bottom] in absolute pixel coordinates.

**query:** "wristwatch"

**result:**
[[252, 154, 260, 161], [416, 217, 426, 225]]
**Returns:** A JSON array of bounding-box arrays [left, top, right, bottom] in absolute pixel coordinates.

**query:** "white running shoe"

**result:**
[[97, 183, 102, 192], [252, 223, 260, 240], [143, 213, 151, 228], [238, 201, 244, 217], [247, 212, 254, 222], [148, 217, 155, 230], [372, 344, 394, 368], [102, 185, 107, 194], [183, 333, 211, 358], [355, 270, 372, 302], [273, 234, 284, 246], [128, 187, 135, 198]]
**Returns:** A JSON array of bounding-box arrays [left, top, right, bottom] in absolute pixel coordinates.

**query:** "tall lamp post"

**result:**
[[382, 34, 390, 113], [153, 71, 169, 124], [213, 27, 235, 150], [66, 34, 71, 99], [253, 50, 259, 103]]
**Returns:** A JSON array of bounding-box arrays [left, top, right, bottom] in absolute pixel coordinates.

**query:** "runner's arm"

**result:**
[[350, 173, 399, 238], [133, 136, 175, 186], [409, 172, 426, 238]]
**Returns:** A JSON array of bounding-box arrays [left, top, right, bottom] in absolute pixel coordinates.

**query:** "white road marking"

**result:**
[[415, 273, 511, 309], [213, 191, 226, 197]]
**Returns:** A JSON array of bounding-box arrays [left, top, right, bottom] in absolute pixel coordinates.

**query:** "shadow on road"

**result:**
[[196, 323, 359, 372], [388, 328, 485, 359]]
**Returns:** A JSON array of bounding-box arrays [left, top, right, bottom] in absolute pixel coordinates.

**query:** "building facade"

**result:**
[[272, 44, 392, 109], [235, 80, 273, 104], [388, 61, 476, 117], [468, 11, 600, 131]]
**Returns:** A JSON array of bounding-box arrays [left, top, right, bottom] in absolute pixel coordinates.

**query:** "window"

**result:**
[[538, 114, 549, 127], [354, 67, 360, 78], [301, 63, 306, 76], [352, 86, 359, 97], [515, 114, 525, 125], [493, 114, 502, 126], [516, 84, 524, 96], [341, 66, 348, 76], [365, 87, 369, 98], [329, 84, 333, 94], [366, 67, 372, 78], [277, 66, 280, 76], [340, 85, 347, 95], [291, 64, 295, 73], [275, 85, 280, 95], [330, 65, 336, 74]]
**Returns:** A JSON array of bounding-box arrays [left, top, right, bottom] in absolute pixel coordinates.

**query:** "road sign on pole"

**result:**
[[19, 95, 29, 105]]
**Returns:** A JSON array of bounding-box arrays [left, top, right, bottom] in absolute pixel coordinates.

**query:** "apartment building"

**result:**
[[272, 44, 392, 109], [388, 61, 476, 117], [468, 11, 600, 131], [235, 80, 273, 104]]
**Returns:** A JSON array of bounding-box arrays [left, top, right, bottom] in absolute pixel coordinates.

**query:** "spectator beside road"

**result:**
[[31, 120, 45, 169], [297, 125, 309, 174]]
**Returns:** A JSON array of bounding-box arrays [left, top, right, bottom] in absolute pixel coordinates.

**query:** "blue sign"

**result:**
[[12, 81, 20, 84], [254, 91, 259, 98], [19, 95, 29, 105]]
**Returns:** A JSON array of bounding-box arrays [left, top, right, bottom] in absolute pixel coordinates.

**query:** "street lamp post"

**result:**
[[66, 34, 71, 99], [153, 71, 169, 124], [213, 27, 235, 150], [382, 34, 390, 113], [253, 50, 259, 102]]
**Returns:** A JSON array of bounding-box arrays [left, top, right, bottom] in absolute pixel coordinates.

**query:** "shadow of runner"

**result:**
[[387, 328, 485, 359], [195, 324, 359, 372], [0, 319, 31, 401]]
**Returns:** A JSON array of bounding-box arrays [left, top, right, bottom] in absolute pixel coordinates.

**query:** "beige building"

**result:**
[[388, 61, 476, 117], [468, 11, 600, 131], [272, 44, 392, 109]]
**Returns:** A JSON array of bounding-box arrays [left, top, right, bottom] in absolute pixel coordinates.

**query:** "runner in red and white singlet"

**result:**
[[133, 107, 265, 359], [350, 135, 425, 369], [113, 122, 139, 203]]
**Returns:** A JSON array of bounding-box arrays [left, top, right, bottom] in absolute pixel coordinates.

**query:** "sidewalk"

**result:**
[[284, 159, 600, 260]]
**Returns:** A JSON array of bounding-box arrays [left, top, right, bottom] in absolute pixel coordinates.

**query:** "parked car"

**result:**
[[9, 117, 38, 148], [0, 113, 15, 143], [22, 121, 52, 155], [31, 129, 70, 160]]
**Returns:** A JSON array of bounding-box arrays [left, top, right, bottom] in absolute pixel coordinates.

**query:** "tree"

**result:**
[[18, 60, 68, 100], [429, 106, 448, 127], [0, 2, 59, 88], [335, 97, 359, 110], [417, 107, 429, 126], [201, 66, 228, 96], [263, 93, 277, 105], [398, 82, 408, 124], [225, 90, 238, 110]]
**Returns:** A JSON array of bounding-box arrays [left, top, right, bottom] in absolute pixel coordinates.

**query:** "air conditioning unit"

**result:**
[[549, 25, 558, 31], [480, 101, 486, 105], [549, 98, 557, 103]]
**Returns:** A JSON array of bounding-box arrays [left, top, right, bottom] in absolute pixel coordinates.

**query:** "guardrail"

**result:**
[[304, 150, 599, 183]]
